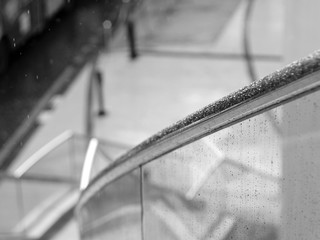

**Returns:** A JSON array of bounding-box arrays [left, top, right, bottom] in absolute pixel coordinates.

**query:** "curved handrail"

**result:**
[[10, 130, 107, 189], [77, 50, 320, 208], [12, 130, 75, 178]]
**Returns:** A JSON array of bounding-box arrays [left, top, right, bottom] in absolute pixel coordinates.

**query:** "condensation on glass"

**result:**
[[77, 89, 320, 239], [142, 108, 281, 239]]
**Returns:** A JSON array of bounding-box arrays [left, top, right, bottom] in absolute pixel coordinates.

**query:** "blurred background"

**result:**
[[0, 0, 320, 239]]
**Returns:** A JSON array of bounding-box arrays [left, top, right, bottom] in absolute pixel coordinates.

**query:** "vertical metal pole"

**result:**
[[85, 69, 94, 138], [95, 71, 106, 116], [127, 17, 138, 59]]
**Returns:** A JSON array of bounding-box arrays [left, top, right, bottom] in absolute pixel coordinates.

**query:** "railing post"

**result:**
[[86, 68, 94, 138], [86, 55, 107, 138], [127, 15, 138, 59], [94, 70, 106, 116]]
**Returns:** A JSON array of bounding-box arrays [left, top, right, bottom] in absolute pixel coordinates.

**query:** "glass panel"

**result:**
[[0, 176, 71, 238], [24, 135, 89, 182], [18, 180, 72, 233], [98, 140, 132, 162], [79, 169, 142, 240], [0, 178, 23, 236], [77, 90, 320, 239], [118, 0, 239, 50], [142, 93, 320, 239], [89, 147, 112, 182]]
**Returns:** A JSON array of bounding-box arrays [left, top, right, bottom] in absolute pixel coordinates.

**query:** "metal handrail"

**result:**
[[77, 50, 320, 208], [12, 130, 74, 178]]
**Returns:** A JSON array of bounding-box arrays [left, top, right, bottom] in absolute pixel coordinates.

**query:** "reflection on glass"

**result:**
[[23, 135, 89, 182], [142, 107, 283, 239], [18, 180, 72, 232], [281, 92, 320, 239], [0, 176, 71, 238], [77, 90, 320, 239], [89, 148, 112, 182], [79, 169, 142, 240]]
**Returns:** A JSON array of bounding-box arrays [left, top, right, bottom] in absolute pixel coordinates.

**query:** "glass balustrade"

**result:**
[[79, 169, 142, 240], [20, 134, 90, 183], [89, 147, 112, 182], [15, 134, 117, 185], [117, 0, 241, 52], [0, 177, 22, 238], [141, 106, 283, 240], [76, 67, 320, 239], [0, 175, 72, 239], [0, 132, 120, 239]]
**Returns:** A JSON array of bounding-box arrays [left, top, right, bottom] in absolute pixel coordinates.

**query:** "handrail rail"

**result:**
[[12, 130, 74, 178], [77, 50, 320, 208]]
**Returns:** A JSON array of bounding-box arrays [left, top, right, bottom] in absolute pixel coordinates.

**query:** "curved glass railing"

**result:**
[[0, 130, 129, 240], [76, 50, 320, 239]]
